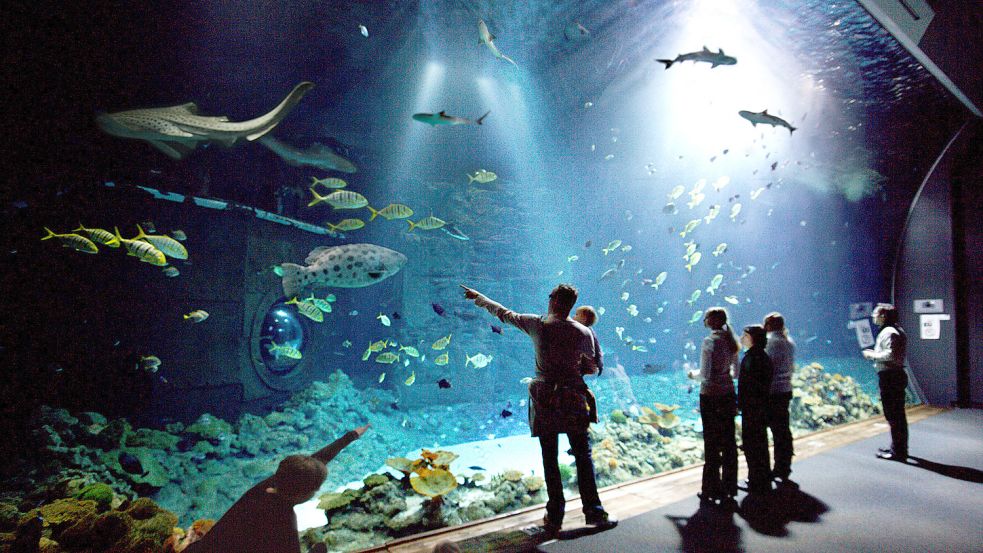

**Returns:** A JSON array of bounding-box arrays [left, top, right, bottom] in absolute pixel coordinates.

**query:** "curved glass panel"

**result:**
[[258, 301, 305, 375]]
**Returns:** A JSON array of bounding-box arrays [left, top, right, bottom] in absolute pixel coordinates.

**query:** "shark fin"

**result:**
[[148, 140, 192, 159], [167, 102, 199, 114], [719, 48, 725, 54], [439, 111, 446, 116], [711, 63, 719, 68], [490, 33, 496, 41], [762, 109, 769, 115], [702, 45, 710, 52], [476, 111, 490, 125]]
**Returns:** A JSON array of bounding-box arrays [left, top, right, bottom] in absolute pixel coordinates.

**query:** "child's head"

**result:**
[[742, 324, 767, 349], [574, 305, 598, 327], [268, 455, 327, 504]]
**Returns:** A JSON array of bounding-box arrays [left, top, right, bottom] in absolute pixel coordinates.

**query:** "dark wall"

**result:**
[[922, 1, 983, 113], [895, 121, 981, 406], [951, 123, 983, 407]]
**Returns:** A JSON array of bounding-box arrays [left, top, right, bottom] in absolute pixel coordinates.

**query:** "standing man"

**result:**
[[461, 283, 616, 537], [763, 312, 796, 485], [863, 303, 909, 461]]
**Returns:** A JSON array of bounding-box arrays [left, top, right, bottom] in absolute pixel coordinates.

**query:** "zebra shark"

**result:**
[[96, 82, 314, 159]]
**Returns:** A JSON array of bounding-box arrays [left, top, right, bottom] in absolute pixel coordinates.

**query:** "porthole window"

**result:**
[[258, 299, 305, 375]]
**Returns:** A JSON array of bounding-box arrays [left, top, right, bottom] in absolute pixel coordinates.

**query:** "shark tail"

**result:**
[[245, 82, 316, 142], [280, 263, 307, 299], [476, 111, 491, 125], [500, 54, 517, 67], [656, 59, 674, 69], [789, 126, 797, 135]]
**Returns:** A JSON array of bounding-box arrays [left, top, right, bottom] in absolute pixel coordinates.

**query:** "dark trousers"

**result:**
[[766, 392, 794, 478], [741, 406, 771, 493], [700, 394, 738, 498], [879, 369, 909, 456], [539, 431, 604, 523]]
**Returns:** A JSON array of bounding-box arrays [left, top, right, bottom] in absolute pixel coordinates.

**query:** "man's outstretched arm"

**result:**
[[460, 284, 537, 333], [312, 424, 370, 464]]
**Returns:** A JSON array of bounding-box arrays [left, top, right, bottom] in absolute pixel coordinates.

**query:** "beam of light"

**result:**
[[393, 62, 446, 172]]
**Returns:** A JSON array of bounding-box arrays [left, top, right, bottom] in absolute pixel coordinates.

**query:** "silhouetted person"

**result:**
[[688, 307, 739, 508], [738, 325, 773, 495], [764, 312, 796, 485], [863, 303, 908, 461], [184, 425, 369, 553], [461, 283, 616, 537]]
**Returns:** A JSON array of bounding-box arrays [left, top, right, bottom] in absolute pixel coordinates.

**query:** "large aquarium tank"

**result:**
[[0, 0, 970, 551]]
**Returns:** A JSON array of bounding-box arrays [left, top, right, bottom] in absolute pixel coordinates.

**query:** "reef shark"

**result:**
[[478, 19, 517, 66], [412, 110, 490, 126], [257, 135, 357, 173], [656, 47, 737, 69], [96, 82, 315, 159], [738, 109, 797, 134]]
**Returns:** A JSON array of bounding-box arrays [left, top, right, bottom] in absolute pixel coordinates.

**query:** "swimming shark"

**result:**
[[280, 243, 407, 298], [738, 109, 797, 134], [656, 47, 737, 69], [256, 135, 357, 173], [478, 19, 517, 66], [96, 82, 315, 159], [412, 110, 490, 126]]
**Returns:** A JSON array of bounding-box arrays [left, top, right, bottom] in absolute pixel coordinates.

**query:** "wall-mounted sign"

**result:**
[[914, 299, 944, 313], [919, 314, 950, 340], [849, 302, 874, 320], [847, 319, 876, 348]]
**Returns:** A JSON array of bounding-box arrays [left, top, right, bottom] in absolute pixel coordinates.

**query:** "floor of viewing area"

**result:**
[[354, 405, 983, 552]]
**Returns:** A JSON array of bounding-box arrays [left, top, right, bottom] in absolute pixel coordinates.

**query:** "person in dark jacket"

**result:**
[[738, 325, 774, 495], [184, 425, 369, 553], [461, 283, 615, 537]]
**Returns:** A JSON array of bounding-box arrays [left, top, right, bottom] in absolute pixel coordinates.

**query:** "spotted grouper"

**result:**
[[280, 243, 407, 298]]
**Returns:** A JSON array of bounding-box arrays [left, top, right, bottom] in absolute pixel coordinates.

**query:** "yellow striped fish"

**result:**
[[114, 227, 166, 265], [73, 224, 119, 248], [310, 176, 347, 189], [41, 227, 99, 254], [133, 225, 188, 260], [286, 297, 324, 322], [325, 218, 365, 233], [407, 215, 446, 231], [367, 203, 414, 221], [308, 188, 368, 209]]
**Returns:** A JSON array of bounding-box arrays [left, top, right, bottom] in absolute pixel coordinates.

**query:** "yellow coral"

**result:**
[[522, 476, 545, 492], [607, 458, 619, 469], [600, 438, 616, 451], [502, 469, 524, 482], [410, 468, 458, 498], [653, 403, 680, 413]]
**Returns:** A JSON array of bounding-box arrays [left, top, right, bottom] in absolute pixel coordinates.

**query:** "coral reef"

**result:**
[[789, 363, 881, 431]]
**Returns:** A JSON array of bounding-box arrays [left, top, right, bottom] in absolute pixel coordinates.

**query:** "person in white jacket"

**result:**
[[763, 312, 796, 484], [862, 303, 909, 461]]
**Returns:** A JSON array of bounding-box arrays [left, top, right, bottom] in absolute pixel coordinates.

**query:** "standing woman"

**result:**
[[688, 307, 740, 508], [738, 325, 774, 496], [862, 303, 909, 461], [764, 312, 796, 485]]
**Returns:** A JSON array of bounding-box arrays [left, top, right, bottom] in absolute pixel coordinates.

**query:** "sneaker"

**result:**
[[697, 492, 717, 505], [585, 511, 618, 528], [773, 476, 799, 489], [877, 447, 892, 454], [876, 450, 907, 462]]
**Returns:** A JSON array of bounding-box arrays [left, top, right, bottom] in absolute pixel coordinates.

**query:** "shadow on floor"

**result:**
[[738, 483, 829, 537], [667, 503, 744, 553], [906, 456, 983, 483]]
